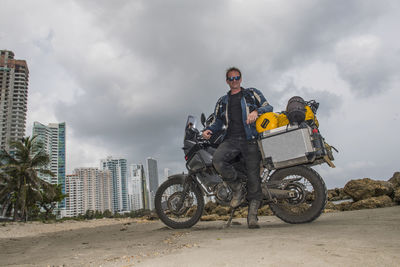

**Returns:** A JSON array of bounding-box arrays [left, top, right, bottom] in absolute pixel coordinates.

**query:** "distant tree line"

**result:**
[[67, 209, 154, 221]]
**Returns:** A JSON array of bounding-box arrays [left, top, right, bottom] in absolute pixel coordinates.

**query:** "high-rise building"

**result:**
[[128, 164, 146, 211], [32, 122, 66, 209], [32, 122, 66, 183], [65, 174, 83, 217], [73, 167, 113, 214], [0, 50, 29, 153], [163, 168, 171, 184], [146, 157, 159, 210], [75, 168, 97, 212], [100, 157, 128, 212], [97, 170, 113, 212]]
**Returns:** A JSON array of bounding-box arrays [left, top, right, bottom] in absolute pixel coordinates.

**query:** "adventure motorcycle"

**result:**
[[155, 100, 336, 229]]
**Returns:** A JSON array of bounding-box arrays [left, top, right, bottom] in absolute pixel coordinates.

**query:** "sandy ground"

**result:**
[[0, 206, 399, 267]]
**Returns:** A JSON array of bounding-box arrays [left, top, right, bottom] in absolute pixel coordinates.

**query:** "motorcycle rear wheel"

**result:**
[[268, 166, 327, 224], [155, 175, 204, 229]]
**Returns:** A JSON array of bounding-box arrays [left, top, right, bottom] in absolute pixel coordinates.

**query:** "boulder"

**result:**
[[204, 201, 218, 214], [327, 188, 351, 201], [351, 195, 394, 210], [185, 206, 197, 217], [327, 189, 339, 201], [388, 172, 400, 188], [325, 201, 338, 210], [200, 214, 219, 221], [213, 206, 230, 216], [218, 215, 230, 221], [335, 201, 353, 211], [323, 201, 338, 213], [344, 178, 394, 201], [393, 188, 400, 203], [237, 207, 248, 218], [258, 205, 273, 216]]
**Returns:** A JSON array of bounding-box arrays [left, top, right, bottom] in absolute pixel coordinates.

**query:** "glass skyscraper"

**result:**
[[32, 122, 66, 209], [146, 157, 159, 210], [100, 157, 128, 212]]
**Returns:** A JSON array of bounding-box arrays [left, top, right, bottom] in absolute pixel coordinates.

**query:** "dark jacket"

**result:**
[[207, 87, 273, 140]]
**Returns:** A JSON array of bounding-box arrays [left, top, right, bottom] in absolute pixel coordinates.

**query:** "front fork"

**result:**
[[175, 174, 195, 210]]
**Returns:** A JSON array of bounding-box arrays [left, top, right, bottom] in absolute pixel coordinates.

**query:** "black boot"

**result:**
[[229, 182, 244, 208], [247, 200, 261, 229]]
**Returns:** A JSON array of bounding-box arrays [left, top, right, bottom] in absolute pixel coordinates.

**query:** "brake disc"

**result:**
[[167, 192, 192, 216]]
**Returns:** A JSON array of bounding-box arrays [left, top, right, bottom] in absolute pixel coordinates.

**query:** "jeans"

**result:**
[[212, 137, 263, 201]]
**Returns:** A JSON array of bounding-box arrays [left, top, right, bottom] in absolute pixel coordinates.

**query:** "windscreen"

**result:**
[[184, 115, 198, 142]]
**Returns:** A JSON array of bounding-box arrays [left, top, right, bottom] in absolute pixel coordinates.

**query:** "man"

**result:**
[[202, 67, 273, 229]]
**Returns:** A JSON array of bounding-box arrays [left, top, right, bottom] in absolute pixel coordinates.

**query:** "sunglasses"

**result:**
[[226, 75, 241, 82]]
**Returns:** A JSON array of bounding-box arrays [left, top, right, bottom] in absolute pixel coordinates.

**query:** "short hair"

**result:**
[[226, 67, 242, 79]]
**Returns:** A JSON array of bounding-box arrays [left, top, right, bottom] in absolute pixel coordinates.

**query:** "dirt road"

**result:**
[[1, 206, 399, 266]]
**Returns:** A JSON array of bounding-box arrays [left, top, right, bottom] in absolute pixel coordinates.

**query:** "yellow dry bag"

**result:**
[[256, 112, 279, 133]]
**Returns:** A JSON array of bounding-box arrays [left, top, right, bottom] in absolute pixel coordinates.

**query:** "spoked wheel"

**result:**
[[268, 166, 327, 224], [155, 175, 204, 229]]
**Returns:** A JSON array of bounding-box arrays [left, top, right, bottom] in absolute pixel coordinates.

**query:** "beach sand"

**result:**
[[1, 206, 399, 266]]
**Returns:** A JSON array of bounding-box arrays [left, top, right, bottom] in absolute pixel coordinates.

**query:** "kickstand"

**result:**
[[224, 207, 237, 228]]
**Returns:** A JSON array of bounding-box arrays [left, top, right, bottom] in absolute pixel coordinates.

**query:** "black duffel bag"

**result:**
[[286, 96, 306, 125]]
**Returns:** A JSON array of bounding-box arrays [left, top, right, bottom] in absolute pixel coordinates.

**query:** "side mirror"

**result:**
[[201, 113, 206, 127]]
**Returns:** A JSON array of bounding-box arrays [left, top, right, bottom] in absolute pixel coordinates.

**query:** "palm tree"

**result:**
[[0, 136, 54, 221]]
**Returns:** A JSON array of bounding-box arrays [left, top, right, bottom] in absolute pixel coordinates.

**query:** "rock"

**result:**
[[339, 189, 351, 200], [185, 206, 197, 217], [388, 172, 400, 188], [335, 201, 353, 211], [323, 201, 339, 213], [237, 207, 248, 218], [351, 195, 394, 210], [258, 205, 273, 216], [344, 178, 394, 201], [328, 188, 351, 201], [327, 189, 339, 200], [142, 213, 158, 221], [323, 209, 338, 213], [204, 201, 218, 214], [325, 201, 338, 210], [200, 214, 219, 221], [218, 215, 230, 221], [213, 206, 230, 216], [393, 188, 400, 203]]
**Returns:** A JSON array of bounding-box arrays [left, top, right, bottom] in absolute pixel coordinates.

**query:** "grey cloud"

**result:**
[[49, 0, 399, 179]]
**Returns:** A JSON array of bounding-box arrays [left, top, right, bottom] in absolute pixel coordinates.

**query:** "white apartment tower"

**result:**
[[128, 164, 145, 211], [65, 174, 83, 217], [73, 168, 113, 214], [0, 50, 29, 153]]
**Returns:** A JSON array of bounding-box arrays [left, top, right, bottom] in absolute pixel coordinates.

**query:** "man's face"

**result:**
[[226, 70, 242, 91]]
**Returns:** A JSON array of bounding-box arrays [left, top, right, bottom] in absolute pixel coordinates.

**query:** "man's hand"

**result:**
[[246, 110, 258, 124], [202, 129, 213, 139]]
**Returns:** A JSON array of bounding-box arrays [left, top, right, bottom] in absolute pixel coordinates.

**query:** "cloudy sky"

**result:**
[[1, 0, 399, 188]]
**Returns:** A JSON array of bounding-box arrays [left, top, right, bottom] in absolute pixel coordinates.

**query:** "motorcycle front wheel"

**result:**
[[155, 175, 204, 229], [268, 166, 327, 224]]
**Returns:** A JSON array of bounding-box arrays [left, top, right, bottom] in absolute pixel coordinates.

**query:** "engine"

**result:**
[[215, 182, 232, 203]]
